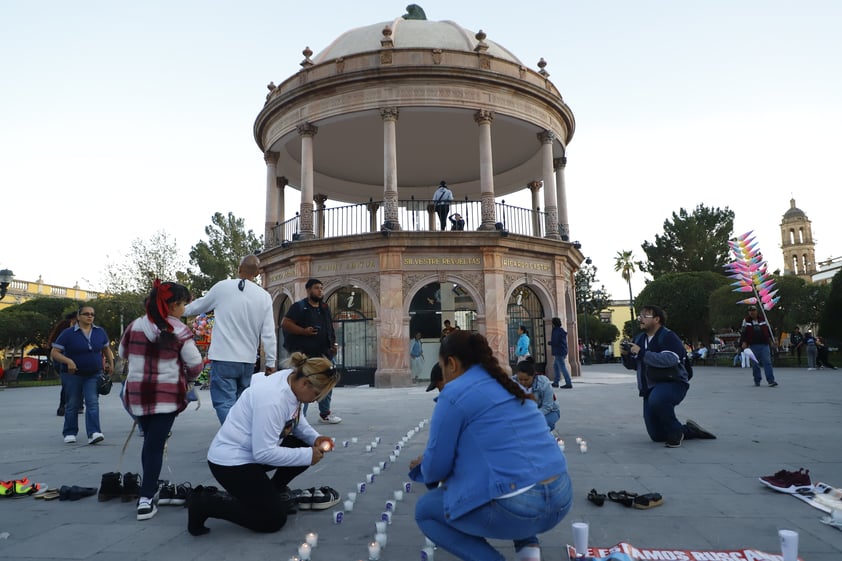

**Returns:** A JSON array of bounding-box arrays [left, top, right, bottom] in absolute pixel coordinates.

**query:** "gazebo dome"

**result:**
[[313, 18, 522, 65]]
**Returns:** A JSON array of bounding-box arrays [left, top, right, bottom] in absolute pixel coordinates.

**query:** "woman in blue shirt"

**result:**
[[515, 325, 531, 362], [410, 330, 572, 561]]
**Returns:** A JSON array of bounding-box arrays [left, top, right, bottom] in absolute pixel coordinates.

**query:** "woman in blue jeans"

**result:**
[[410, 331, 572, 561]]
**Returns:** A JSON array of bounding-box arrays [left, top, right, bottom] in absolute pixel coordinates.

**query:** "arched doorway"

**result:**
[[326, 286, 377, 385], [507, 286, 546, 367]]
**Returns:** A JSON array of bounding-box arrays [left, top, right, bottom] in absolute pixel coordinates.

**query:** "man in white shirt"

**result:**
[[432, 180, 454, 231], [185, 255, 277, 423]]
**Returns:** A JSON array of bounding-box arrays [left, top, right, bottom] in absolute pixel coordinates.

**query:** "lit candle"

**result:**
[[320, 441, 333, 452], [575, 436, 583, 444], [375, 532, 388, 549], [305, 532, 318, 547], [394, 490, 404, 501], [289, 557, 300, 561], [344, 499, 354, 512], [368, 541, 381, 560], [579, 441, 588, 453], [297, 543, 311, 561], [375, 520, 387, 533]]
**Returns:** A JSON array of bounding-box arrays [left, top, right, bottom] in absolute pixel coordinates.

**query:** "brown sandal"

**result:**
[[633, 492, 663, 509]]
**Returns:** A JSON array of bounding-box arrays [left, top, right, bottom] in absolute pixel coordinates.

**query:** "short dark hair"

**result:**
[[552, 317, 561, 328], [305, 278, 322, 289], [640, 304, 667, 325]]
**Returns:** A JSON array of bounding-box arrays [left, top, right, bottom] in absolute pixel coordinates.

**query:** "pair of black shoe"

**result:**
[[59, 485, 97, 501], [98, 472, 141, 502]]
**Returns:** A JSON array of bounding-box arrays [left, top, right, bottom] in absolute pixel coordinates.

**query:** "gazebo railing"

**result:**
[[267, 200, 549, 248]]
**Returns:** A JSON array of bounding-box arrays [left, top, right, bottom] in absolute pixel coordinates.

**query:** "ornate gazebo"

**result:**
[[254, 7, 583, 387]]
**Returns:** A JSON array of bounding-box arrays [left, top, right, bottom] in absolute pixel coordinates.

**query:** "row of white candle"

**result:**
[[303, 418, 429, 560], [557, 436, 588, 453]]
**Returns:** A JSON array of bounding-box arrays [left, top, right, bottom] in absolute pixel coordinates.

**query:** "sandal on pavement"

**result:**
[[587, 488, 606, 506], [633, 492, 664, 509], [607, 490, 638, 507]]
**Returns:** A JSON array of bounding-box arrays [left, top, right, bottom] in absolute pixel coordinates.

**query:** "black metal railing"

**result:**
[[268, 199, 549, 248]]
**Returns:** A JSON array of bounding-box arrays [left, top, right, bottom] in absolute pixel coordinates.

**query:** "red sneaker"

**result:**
[[759, 468, 812, 493]]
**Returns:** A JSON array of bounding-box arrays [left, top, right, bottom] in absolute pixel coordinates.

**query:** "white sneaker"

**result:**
[[63, 435, 76, 444], [319, 414, 342, 424], [137, 497, 158, 521], [88, 432, 104, 445]]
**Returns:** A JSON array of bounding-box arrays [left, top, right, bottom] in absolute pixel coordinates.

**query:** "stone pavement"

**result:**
[[1, 364, 841, 561]]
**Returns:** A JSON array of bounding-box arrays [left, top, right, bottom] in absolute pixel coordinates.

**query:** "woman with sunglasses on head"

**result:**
[[188, 352, 341, 536], [410, 330, 572, 561], [51, 305, 114, 445]]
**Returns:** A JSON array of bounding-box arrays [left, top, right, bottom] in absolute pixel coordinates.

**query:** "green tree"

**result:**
[[614, 250, 637, 324], [641, 204, 735, 279], [635, 271, 728, 344], [102, 230, 188, 295], [188, 212, 262, 295], [0, 310, 53, 366], [574, 262, 611, 316], [819, 269, 842, 344], [93, 293, 146, 345]]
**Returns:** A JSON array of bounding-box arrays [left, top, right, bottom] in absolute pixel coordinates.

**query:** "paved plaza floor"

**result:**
[[1, 363, 841, 561]]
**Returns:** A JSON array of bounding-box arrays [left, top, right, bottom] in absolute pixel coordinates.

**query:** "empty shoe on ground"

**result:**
[[58, 485, 97, 501], [685, 419, 716, 439], [759, 468, 812, 493], [122, 473, 141, 502], [98, 472, 122, 502]]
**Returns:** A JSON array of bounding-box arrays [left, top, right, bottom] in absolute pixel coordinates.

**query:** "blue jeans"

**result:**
[[749, 344, 775, 384], [642, 381, 688, 443], [553, 355, 572, 385], [303, 389, 332, 418], [61, 372, 101, 437], [415, 473, 572, 561], [137, 413, 177, 498], [544, 410, 560, 431], [210, 361, 254, 424]]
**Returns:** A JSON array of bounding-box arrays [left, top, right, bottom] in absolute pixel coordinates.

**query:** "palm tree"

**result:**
[[614, 250, 637, 324]]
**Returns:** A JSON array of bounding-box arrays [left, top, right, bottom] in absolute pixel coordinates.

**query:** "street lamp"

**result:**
[[0, 269, 14, 300]]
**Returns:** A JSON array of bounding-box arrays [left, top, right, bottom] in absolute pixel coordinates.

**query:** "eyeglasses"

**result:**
[[79, 312, 95, 317], [637, 315, 654, 320]]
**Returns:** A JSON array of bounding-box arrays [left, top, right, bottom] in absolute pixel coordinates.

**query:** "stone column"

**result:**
[[426, 204, 436, 231], [314, 194, 328, 238], [554, 156, 570, 241], [297, 123, 318, 240], [277, 176, 288, 235], [264, 151, 279, 245], [527, 181, 542, 236], [475, 110, 497, 230], [367, 201, 380, 233], [381, 107, 401, 230], [481, 248, 511, 372], [538, 131, 560, 239], [375, 248, 412, 387]]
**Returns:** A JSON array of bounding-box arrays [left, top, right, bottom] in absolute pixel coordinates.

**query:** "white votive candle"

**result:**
[[575, 436, 583, 444], [394, 490, 404, 501], [385, 499, 396, 512], [305, 532, 318, 547], [347, 491, 357, 502], [368, 541, 381, 560], [351, 437, 358, 443], [365, 445, 372, 452], [357, 482, 366, 493], [375, 532, 388, 549], [375, 520, 387, 533], [372, 466, 381, 475], [389, 454, 396, 463], [344, 499, 354, 512], [366, 473, 375, 483], [298, 543, 311, 561]]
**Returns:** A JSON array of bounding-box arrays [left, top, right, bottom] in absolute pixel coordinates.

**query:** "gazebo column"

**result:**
[[554, 156, 570, 241], [314, 194, 328, 238], [381, 107, 401, 230], [538, 131, 560, 239], [277, 176, 288, 231], [264, 151, 279, 245], [475, 110, 497, 230], [367, 201, 380, 233], [297, 123, 318, 240], [527, 181, 541, 236]]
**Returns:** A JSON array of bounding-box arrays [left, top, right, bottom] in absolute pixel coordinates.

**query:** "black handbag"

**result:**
[[97, 373, 113, 395]]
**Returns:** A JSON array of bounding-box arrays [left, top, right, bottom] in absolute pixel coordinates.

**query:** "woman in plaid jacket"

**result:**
[[120, 280, 204, 521]]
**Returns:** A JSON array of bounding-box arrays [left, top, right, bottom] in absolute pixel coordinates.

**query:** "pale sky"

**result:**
[[2, 0, 840, 300]]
